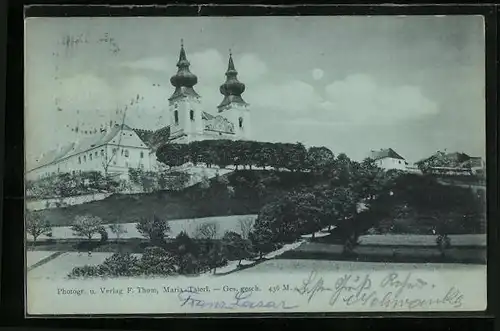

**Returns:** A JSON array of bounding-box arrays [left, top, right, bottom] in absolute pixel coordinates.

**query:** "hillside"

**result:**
[[35, 170, 317, 226]]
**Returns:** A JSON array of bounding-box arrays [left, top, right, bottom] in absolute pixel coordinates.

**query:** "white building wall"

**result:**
[[26, 129, 153, 181], [376, 157, 408, 171]]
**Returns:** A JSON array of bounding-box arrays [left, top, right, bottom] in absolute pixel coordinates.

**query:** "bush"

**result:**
[[68, 265, 103, 279], [98, 253, 142, 277], [140, 247, 177, 276]]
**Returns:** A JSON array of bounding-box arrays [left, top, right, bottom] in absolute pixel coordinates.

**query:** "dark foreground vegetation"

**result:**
[[25, 142, 486, 278]]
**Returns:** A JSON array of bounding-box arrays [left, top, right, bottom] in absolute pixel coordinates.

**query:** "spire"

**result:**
[[169, 39, 199, 101], [218, 50, 247, 110]]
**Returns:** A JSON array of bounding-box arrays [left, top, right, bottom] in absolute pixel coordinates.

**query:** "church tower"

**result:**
[[217, 50, 251, 140], [168, 40, 204, 143]]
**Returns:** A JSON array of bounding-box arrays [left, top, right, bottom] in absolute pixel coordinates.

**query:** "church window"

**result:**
[[124, 150, 129, 157], [140, 151, 144, 159], [190, 109, 194, 121], [121, 149, 124, 156], [109, 120, 113, 127], [90, 154, 93, 161], [84, 155, 87, 162], [239, 117, 243, 128], [78, 156, 81, 164], [95, 151, 98, 158], [112, 148, 117, 154], [101, 149, 104, 156], [174, 110, 179, 125]]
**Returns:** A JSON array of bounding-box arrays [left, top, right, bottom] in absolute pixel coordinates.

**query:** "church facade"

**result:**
[[26, 42, 251, 181]]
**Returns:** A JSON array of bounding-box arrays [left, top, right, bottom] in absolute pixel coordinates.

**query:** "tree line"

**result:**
[[156, 139, 337, 172]]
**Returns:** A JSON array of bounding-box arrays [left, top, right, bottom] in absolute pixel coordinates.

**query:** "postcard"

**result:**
[[24, 15, 487, 315]]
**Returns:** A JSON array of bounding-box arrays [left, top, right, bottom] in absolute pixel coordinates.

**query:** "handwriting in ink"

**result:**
[[178, 288, 299, 310], [294, 270, 333, 303], [293, 271, 464, 310]]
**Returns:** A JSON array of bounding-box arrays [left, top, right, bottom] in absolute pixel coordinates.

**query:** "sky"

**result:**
[[24, 16, 486, 164]]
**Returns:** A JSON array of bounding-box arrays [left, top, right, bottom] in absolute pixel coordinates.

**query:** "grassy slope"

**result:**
[[37, 170, 315, 226]]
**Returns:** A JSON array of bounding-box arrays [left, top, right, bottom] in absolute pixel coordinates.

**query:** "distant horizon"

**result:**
[[25, 16, 486, 166]]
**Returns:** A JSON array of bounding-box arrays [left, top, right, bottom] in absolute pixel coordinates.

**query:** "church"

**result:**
[[26, 41, 251, 181]]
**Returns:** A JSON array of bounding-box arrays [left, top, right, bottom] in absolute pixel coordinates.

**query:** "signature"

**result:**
[[294, 271, 464, 310], [178, 289, 299, 310]]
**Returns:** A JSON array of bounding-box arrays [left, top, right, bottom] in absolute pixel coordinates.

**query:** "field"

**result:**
[[358, 234, 486, 247], [27, 249, 486, 280], [26, 251, 57, 268], [31, 170, 314, 226], [29, 214, 257, 242], [238, 258, 487, 274]]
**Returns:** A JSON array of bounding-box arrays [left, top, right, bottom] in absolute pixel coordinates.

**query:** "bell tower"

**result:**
[[168, 39, 204, 143], [217, 50, 251, 140]]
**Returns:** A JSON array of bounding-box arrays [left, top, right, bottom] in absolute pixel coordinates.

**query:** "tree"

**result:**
[[238, 217, 254, 240], [156, 143, 189, 168], [109, 223, 127, 241], [136, 215, 170, 246], [249, 226, 274, 260], [26, 211, 52, 247], [330, 153, 353, 185], [222, 231, 252, 266], [194, 222, 219, 240], [198, 175, 211, 196], [101, 106, 129, 177], [173, 231, 198, 256], [306, 146, 335, 173], [207, 241, 227, 274], [71, 214, 105, 248]]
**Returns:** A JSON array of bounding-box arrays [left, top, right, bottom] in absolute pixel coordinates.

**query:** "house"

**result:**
[[369, 148, 409, 171], [415, 151, 485, 176], [26, 124, 162, 181]]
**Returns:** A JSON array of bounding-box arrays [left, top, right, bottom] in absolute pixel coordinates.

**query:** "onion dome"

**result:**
[[218, 50, 248, 110], [169, 39, 200, 101]]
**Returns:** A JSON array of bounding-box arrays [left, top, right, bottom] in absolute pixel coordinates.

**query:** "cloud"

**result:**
[[118, 57, 171, 72], [237, 53, 268, 83], [248, 80, 322, 116], [56, 74, 117, 111], [189, 49, 226, 82], [248, 73, 438, 126], [323, 74, 439, 123]]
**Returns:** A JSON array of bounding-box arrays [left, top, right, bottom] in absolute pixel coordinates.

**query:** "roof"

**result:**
[[369, 148, 405, 161], [132, 126, 171, 152], [202, 111, 215, 120], [217, 95, 248, 109], [460, 157, 484, 168], [416, 151, 475, 168], [29, 124, 135, 171], [168, 87, 200, 101]]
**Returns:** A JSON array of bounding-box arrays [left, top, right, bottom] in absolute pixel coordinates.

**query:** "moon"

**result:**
[[312, 68, 324, 80]]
